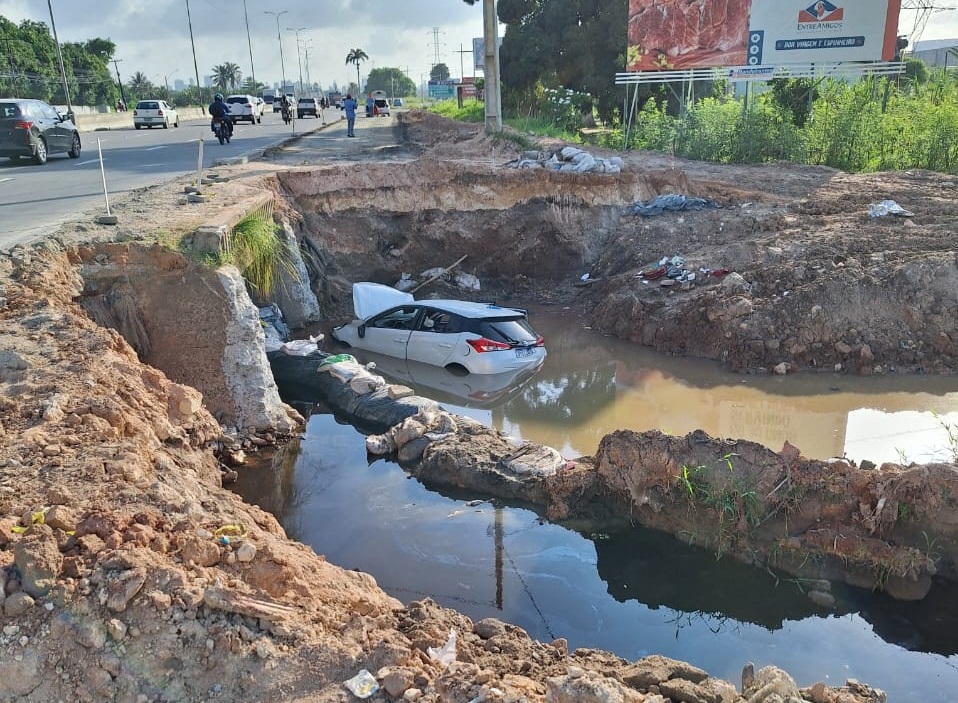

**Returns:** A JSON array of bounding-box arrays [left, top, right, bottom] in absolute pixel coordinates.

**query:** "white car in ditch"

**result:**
[[331, 283, 547, 375]]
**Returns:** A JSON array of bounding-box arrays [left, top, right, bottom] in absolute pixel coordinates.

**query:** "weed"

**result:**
[[896, 501, 911, 523], [932, 411, 958, 462], [227, 212, 300, 295]]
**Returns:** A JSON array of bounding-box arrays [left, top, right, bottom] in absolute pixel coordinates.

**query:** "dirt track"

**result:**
[[0, 109, 952, 702]]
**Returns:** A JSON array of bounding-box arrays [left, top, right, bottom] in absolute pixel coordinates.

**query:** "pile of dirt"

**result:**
[[1, 110, 952, 702]]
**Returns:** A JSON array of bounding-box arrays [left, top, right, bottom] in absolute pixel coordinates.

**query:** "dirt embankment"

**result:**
[[1, 110, 954, 702]]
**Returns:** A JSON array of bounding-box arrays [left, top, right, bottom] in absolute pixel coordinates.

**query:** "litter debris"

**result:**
[[631, 194, 719, 217], [344, 669, 379, 699], [510, 146, 624, 174], [868, 199, 914, 217], [427, 629, 458, 668], [259, 304, 290, 352], [279, 335, 323, 357]]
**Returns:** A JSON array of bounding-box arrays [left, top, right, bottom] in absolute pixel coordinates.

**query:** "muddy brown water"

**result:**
[[235, 309, 958, 703]]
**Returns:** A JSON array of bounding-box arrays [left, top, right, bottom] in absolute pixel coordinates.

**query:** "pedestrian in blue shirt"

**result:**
[[343, 93, 357, 137]]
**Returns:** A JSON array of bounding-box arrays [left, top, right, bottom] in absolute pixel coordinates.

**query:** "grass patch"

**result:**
[[428, 100, 484, 123], [210, 212, 300, 296]]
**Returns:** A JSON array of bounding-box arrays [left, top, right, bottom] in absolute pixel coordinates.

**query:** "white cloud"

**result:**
[[0, 0, 488, 91], [2, 1, 957, 94]]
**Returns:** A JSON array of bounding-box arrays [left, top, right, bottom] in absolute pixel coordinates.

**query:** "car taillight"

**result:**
[[535, 335, 545, 347], [245, 103, 252, 108], [467, 338, 512, 353], [133, 110, 138, 116], [157, 109, 164, 116]]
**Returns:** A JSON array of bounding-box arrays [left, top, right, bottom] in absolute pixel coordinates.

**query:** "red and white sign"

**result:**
[[626, 0, 902, 71]]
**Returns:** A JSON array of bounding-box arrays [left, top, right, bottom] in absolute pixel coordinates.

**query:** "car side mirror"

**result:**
[[358, 324, 366, 339]]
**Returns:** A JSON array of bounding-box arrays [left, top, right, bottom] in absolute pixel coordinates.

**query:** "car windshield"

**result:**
[[478, 317, 538, 345], [136, 102, 159, 110]]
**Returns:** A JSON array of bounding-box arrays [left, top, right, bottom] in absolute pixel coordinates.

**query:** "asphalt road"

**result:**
[[0, 110, 336, 250]]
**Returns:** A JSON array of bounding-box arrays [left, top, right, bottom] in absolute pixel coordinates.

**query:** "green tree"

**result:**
[[127, 71, 154, 101], [345, 48, 368, 93], [242, 76, 266, 95], [365, 67, 415, 96], [430, 62, 451, 82], [495, 0, 628, 124], [212, 62, 242, 92]]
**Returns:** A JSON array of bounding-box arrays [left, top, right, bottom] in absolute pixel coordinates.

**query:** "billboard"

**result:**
[[473, 36, 503, 72], [626, 0, 903, 71]]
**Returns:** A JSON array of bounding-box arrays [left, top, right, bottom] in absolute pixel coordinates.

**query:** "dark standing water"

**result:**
[[235, 309, 958, 702]]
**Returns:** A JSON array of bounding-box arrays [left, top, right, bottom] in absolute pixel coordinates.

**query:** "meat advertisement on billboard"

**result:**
[[626, 0, 903, 71]]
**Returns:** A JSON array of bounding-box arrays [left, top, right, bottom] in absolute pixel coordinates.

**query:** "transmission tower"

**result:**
[[901, 1, 958, 44], [428, 27, 446, 71]]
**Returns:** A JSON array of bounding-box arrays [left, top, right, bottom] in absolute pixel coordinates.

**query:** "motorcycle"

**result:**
[[281, 104, 291, 125], [213, 117, 231, 145]]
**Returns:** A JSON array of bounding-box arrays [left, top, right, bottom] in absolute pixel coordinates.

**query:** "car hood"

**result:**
[[352, 282, 414, 320]]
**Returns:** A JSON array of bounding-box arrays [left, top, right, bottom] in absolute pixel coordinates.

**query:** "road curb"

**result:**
[[213, 115, 343, 167]]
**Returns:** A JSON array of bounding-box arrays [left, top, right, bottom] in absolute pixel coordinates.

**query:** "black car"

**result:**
[[0, 98, 81, 165]]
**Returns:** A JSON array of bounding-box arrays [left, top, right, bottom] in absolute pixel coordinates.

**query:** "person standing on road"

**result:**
[[343, 93, 357, 137]]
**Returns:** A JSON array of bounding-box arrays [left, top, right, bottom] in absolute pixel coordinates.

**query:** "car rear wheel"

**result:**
[[135, 124, 141, 130], [163, 119, 169, 129], [68, 133, 81, 158], [174, 118, 179, 127], [33, 137, 48, 165]]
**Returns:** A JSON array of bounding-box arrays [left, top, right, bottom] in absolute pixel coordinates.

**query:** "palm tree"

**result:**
[[345, 48, 368, 94], [127, 71, 153, 99], [211, 62, 243, 93]]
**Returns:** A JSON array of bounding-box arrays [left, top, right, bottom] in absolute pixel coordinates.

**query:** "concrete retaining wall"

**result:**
[[73, 107, 207, 133]]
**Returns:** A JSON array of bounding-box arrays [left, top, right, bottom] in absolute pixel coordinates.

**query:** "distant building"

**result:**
[[910, 38, 958, 68], [173, 79, 186, 91], [203, 75, 213, 88]]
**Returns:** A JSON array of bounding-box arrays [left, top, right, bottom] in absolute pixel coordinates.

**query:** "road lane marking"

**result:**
[[0, 177, 13, 183], [142, 146, 167, 151]]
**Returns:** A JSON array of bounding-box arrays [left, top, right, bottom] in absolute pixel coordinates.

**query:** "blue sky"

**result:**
[[0, 1, 955, 92]]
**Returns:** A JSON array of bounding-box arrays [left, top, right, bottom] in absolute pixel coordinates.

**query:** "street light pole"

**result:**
[[265, 11, 289, 94], [302, 40, 314, 97], [243, 0, 257, 92], [287, 27, 306, 96], [46, 0, 73, 117], [185, 0, 203, 109]]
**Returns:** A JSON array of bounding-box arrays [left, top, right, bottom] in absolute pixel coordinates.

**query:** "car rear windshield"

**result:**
[[226, 97, 249, 104], [136, 101, 159, 110], [298, 99, 314, 105], [0, 103, 22, 119], [476, 317, 538, 345]]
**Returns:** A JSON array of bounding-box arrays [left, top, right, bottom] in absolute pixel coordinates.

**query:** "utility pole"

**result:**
[[288, 27, 306, 95], [242, 0, 257, 93], [46, 0, 73, 117], [111, 58, 126, 106], [454, 43, 471, 82], [185, 0, 203, 109], [482, 0, 502, 132], [265, 11, 289, 95]]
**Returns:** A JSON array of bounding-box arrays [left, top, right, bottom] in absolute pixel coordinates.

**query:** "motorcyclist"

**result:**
[[208, 93, 233, 137], [279, 93, 292, 120]]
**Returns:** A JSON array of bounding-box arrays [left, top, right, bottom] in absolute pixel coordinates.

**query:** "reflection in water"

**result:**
[[232, 414, 958, 703], [434, 309, 958, 463]]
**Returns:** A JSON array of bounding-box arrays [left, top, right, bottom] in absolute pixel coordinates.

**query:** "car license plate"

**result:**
[[515, 347, 535, 359]]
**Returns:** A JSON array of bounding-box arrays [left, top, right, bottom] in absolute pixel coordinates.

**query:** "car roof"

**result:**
[[413, 299, 526, 319]]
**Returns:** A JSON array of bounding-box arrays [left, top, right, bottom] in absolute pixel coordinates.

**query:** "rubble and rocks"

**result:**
[[513, 145, 625, 173]]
